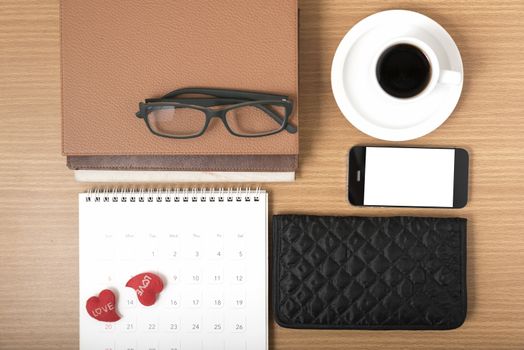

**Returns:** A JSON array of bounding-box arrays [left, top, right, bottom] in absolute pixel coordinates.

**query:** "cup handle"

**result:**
[[439, 69, 462, 85]]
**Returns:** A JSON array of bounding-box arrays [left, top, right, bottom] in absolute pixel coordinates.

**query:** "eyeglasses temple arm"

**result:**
[[253, 104, 297, 134], [162, 87, 289, 101], [135, 99, 244, 118]]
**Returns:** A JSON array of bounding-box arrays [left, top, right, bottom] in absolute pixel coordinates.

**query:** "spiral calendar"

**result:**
[[79, 189, 268, 350]]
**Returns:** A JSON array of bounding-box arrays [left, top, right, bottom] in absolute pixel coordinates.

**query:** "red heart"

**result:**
[[86, 289, 121, 322], [126, 272, 164, 306]]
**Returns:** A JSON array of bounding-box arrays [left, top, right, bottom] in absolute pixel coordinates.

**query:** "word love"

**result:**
[[86, 289, 121, 322], [126, 272, 164, 306]]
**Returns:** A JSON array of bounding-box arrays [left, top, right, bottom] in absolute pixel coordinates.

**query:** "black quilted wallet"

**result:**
[[273, 215, 467, 330]]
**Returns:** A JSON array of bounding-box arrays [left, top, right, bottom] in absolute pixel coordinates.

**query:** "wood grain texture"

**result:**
[[1, 0, 523, 349]]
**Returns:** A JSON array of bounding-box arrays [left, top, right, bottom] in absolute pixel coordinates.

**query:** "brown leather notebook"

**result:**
[[61, 0, 298, 175]]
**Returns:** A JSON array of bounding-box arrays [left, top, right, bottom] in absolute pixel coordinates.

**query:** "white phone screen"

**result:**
[[364, 147, 455, 207]]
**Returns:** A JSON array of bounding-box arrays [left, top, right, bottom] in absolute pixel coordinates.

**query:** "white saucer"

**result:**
[[331, 10, 463, 141]]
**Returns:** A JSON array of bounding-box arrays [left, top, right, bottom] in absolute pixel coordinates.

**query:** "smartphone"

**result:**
[[348, 146, 469, 208]]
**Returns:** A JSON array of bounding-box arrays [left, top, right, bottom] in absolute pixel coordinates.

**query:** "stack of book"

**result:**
[[61, 0, 299, 182]]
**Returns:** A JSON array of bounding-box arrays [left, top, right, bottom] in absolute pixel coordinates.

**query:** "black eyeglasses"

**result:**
[[136, 88, 297, 139]]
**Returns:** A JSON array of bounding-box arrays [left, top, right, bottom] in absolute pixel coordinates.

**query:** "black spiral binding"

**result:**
[[85, 188, 263, 203]]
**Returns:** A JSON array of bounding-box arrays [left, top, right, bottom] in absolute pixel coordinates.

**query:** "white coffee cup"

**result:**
[[371, 36, 462, 102]]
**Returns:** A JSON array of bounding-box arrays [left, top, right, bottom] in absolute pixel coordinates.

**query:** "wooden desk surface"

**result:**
[[1, 0, 524, 349]]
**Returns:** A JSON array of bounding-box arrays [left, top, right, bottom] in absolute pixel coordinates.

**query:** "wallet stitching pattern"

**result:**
[[273, 215, 467, 330]]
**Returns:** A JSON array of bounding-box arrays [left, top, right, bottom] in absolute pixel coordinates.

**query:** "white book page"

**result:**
[[79, 190, 268, 350]]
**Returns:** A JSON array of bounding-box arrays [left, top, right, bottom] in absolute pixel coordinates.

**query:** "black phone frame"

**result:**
[[348, 145, 469, 209]]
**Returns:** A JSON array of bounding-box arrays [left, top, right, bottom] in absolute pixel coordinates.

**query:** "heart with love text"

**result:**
[[126, 272, 164, 306], [85, 289, 121, 322]]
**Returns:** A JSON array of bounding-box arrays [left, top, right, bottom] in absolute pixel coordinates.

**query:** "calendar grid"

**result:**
[[80, 189, 268, 350]]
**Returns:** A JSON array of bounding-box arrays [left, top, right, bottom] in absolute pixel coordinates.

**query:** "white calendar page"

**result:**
[[79, 190, 268, 350]]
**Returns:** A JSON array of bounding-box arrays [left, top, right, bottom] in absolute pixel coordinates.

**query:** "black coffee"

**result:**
[[376, 44, 431, 98]]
